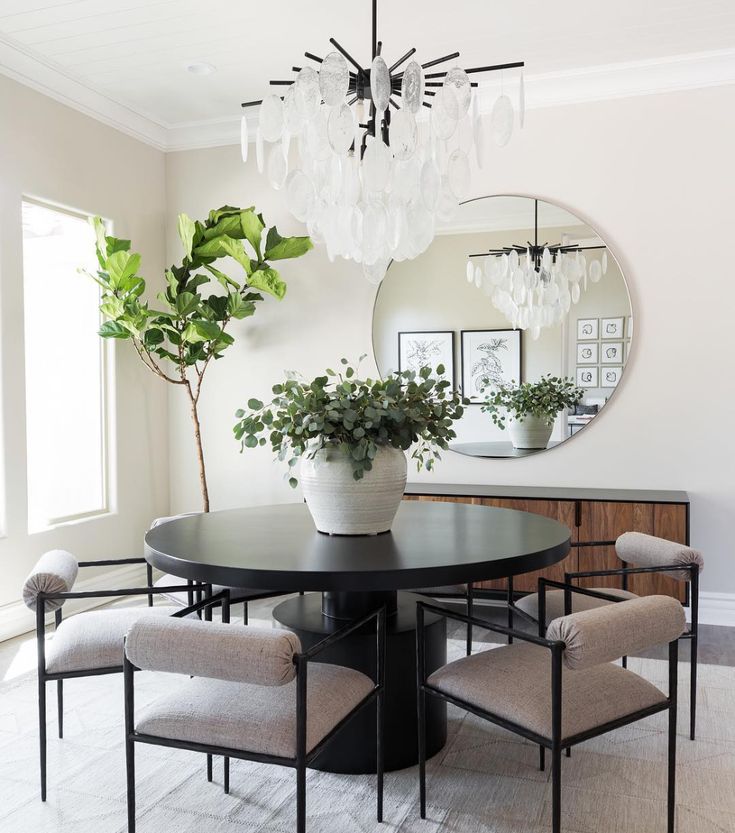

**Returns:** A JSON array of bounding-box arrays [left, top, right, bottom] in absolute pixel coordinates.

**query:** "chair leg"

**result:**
[[296, 761, 306, 833], [565, 747, 571, 758], [38, 677, 47, 801], [377, 687, 385, 822], [206, 754, 213, 782], [622, 655, 628, 669], [57, 679, 64, 739], [243, 601, 249, 626], [418, 687, 427, 819], [465, 585, 473, 656], [690, 634, 698, 740], [507, 577, 514, 645], [125, 737, 136, 833], [224, 757, 230, 794], [668, 702, 677, 833], [551, 744, 562, 833], [539, 745, 545, 771]]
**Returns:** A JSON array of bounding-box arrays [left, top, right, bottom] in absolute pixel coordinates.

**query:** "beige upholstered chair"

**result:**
[[22, 549, 218, 800], [123, 607, 386, 833], [417, 593, 686, 833], [511, 531, 704, 738]]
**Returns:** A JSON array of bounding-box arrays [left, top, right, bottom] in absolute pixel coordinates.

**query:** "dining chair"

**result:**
[[510, 531, 703, 738], [417, 593, 685, 833], [123, 606, 386, 833], [21, 548, 224, 800]]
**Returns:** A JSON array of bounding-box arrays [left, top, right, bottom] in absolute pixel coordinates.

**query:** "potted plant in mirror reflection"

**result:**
[[482, 375, 585, 450], [234, 358, 467, 535], [79, 207, 312, 511]]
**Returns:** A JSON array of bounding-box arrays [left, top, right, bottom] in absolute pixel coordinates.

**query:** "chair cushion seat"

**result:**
[[515, 587, 638, 627], [427, 642, 667, 742], [135, 664, 374, 758], [46, 606, 179, 674], [154, 574, 280, 606]]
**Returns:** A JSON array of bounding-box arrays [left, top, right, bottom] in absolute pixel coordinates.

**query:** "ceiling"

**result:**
[[0, 0, 734, 149]]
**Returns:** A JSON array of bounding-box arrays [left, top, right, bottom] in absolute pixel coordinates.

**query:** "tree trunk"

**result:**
[[187, 389, 210, 513]]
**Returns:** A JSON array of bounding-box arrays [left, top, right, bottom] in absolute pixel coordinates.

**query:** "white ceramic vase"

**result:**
[[508, 415, 554, 449], [300, 444, 407, 535]]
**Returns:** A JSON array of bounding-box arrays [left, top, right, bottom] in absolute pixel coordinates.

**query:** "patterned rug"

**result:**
[[1, 628, 734, 833]]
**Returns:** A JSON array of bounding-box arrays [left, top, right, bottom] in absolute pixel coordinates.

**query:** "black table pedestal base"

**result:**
[[273, 591, 447, 774]]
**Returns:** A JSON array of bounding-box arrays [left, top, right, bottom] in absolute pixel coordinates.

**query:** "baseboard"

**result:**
[[693, 592, 735, 628], [0, 564, 149, 643]]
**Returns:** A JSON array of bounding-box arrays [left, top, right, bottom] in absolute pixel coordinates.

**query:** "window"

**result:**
[[22, 200, 110, 530]]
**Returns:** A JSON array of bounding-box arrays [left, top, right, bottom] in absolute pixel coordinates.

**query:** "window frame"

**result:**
[[21, 196, 114, 532]]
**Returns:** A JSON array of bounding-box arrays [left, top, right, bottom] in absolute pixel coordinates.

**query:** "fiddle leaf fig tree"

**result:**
[[81, 206, 312, 511]]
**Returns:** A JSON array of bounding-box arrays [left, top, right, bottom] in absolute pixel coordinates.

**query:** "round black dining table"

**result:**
[[144, 501, 571, 773]]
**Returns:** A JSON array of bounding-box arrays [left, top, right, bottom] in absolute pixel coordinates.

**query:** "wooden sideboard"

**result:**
[[403, 484, 690, 602]]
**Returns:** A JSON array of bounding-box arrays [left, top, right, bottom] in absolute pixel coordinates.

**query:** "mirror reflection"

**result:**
[[372, 196, 632, 458]]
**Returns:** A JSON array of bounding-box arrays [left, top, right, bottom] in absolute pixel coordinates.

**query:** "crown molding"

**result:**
[[0, 33, 168, 150], [0, 35, 733, 154]]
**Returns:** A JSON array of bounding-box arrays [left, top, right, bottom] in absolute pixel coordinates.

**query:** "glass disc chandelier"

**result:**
[[466, 199, 609, 340], [241, 0, 525, 284]]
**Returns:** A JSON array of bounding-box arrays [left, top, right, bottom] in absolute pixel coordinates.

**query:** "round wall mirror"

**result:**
[[372, 195, 632, 458]]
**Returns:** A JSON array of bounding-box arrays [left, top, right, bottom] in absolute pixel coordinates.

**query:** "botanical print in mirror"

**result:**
[[576, 366, 599, 387], [601, 317, 624, 339], [398, 331, 455, 387], [601, 342, 623, 364], [577, 342, 598, 364], [577, 318, 599, 340], [601, 366, 622, 388], [461, 329, 522, 404]]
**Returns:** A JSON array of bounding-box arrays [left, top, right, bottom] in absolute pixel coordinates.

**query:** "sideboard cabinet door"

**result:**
[[479, 498, 577, 592], [577, 501, 687, 601]]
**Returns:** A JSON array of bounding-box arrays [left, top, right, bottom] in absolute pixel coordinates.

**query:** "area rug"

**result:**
[[1, 630, 734, 833]]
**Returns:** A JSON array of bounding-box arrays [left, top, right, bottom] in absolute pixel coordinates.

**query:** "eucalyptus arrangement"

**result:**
[[81, 206, 312, 511], [233, 359, 467, 534], [482, 375, 584, 429], [481, 374, 584, 451]]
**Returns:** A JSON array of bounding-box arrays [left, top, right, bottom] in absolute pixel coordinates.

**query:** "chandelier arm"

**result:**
[[304, 52, 323, 63], [241, 99, 263, 108], [424, 60, 525, 80], [292, 66, 302, 72], [421, 52, 460, 70], [376, 40, 383, 57], [269, 80, 295, 86], [328, 37, 365, 74], [388, 98, 400, 110], [389, 47, 416, 73]]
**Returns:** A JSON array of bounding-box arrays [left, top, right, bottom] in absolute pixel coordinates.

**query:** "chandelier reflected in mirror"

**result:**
[[465, 199, 609, 339], [241, 0, 524, 284]]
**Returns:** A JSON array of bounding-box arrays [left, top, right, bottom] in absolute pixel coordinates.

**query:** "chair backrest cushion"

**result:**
[[22, 549, 78, 612], [616, 531, 703, 581], [547, 595, 686, 671], [126, 617, 301, 686]]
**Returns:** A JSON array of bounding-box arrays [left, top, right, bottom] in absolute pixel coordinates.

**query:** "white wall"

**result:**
[[166, 84, 735, 595], [0, 75, 169, 619]]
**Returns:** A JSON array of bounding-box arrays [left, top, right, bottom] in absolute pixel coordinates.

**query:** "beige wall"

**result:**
[[165, 84, 735, 595], [0, 75, 169, 618]]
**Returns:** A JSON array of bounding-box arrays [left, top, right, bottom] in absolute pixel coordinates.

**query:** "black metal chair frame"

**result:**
[[417, 592, 679, 833], [123, 605, 387, 833], [33, 555, 223, 801]]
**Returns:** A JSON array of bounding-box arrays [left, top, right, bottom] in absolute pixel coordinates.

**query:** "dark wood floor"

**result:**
[[445, 600, 735, 665]]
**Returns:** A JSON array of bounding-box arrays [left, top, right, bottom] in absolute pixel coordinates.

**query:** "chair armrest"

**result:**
[[38, 584, 200, 603], [303, 605, 387, 661], [417, 600, 557, 650], [565, 564, 697, 580], [77, 557, 147, 568], [540, 578, 630, 605], [173, 588, 229, 619]]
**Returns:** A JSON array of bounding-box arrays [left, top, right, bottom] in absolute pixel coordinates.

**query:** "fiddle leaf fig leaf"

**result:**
[[239, 209, 265, 258], [249, 267, 286, 300], [264, 226, 313, 261], [177, 212, 197, 258]]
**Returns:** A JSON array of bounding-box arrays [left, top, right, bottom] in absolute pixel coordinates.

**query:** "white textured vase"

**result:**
[[300, 445, 407, 535], [508, 415, 554, 449]]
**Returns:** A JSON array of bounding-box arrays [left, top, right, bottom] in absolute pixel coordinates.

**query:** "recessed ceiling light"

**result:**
[[186, 62, 217, 76]]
